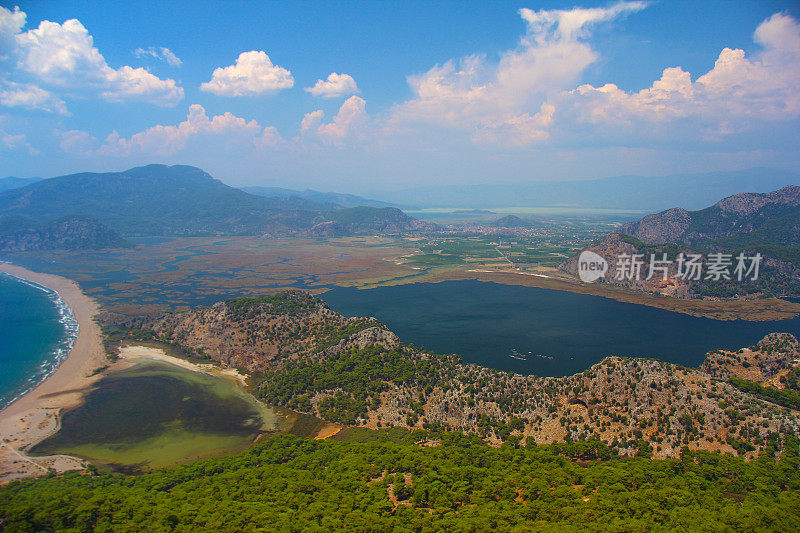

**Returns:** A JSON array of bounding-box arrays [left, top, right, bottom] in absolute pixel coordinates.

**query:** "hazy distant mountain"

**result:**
[[490, 215, 532, 228], [0, 165, 425, 238], [0, 177, 41, 192], [386, 168, 800, 211], [0, 215, 131, 251], [309, 207, 432, 237], [0, 164, 326, 236], [242, 186, 397, 209]]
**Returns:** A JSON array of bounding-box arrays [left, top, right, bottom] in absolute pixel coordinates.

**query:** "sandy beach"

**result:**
[[115, 345, 249, 386], [0, 263, 107, 484], [0, 264, 344, 484]]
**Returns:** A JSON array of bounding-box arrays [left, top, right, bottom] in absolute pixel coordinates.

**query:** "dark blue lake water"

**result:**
[[322, 280, 800, 377]]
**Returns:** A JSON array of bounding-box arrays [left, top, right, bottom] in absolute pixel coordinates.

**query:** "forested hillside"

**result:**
[[0, 215, 131, 251], [1, 433, 798, 532], [0, 165, 425, 237], [106, 292, 800, 460]]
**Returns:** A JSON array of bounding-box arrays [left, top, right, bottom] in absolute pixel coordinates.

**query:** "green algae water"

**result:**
[[32, 360, 324, 471]]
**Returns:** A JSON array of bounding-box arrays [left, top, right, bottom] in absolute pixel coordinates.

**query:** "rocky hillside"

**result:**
[[560, 185, 800, 297], [108, 291, 800, 459], [319, 207, 434, 236], [702, 333, 800, 383], [0, 215, 131, 251], [619, 185, 800, 246], [112, 291, 392, 372]]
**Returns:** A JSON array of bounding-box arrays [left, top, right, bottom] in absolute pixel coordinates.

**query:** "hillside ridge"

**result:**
[[106, 290, 800, 460]]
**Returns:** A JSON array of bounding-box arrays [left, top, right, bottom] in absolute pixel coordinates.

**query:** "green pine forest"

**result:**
[[1, 430, 799, 532]]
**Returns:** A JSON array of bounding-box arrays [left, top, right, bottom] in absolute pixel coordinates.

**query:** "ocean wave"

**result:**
[[0, 273, 80, 410]]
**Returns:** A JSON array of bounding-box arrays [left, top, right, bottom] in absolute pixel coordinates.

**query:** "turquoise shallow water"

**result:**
[[0, 273, 78, 409], [323, 280, 800, 377]]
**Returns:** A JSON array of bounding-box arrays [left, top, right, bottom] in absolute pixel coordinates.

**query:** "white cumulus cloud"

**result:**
[[57, 129, 96, 153], [317, 96, 369, 142], [96, 104, 283, 157], [305, 72, 359, 98], [388, 1, 647, 146], [300, 109, 324, 132], [564, 12, 800, 138], [201, 51, 294, 96], [0, 6, 183, 111], [0, 82, 68, 115]]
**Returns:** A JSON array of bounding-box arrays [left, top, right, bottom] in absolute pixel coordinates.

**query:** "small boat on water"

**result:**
[[509, 350, 554, 361], [508, 349, 527, 361]]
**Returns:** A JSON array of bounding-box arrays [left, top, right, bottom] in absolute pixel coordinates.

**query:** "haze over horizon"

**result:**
[[1, 1, 799, 195]]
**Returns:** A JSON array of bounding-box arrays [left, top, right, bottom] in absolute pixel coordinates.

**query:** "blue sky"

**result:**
[[1, 0, 799, 194]]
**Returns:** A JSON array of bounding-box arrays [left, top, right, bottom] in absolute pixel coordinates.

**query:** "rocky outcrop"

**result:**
[[560, 185, 800, 297], [138, 291, 382, 372], [111, 290, 800, 458], [618, 185, 800, 246], [715, 185, 800, 216], [558, 233, 693, 297], [618, 207, 692, 244], [702, 333, 800, 382], [324, 326, 401, 355]]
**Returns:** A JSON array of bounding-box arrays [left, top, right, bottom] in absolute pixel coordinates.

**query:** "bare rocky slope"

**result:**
[[618, 185, 800, 246], [108, 291, 800, 460], [560, 185, 800, 297]]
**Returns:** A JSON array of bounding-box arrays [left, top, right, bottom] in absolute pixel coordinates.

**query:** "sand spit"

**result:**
[[0, 263, 107, 484]]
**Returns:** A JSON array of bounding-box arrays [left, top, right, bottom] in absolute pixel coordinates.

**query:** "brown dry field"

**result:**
[[5, 235, 798, 321]]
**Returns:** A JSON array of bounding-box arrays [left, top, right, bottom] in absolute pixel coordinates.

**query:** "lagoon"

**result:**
[[32, 360, 325, 471]]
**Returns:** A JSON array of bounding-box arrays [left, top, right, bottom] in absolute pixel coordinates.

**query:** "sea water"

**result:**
[[0, 273, 79, 410]]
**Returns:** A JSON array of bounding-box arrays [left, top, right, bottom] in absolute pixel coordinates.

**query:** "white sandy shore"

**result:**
[[0, 263, 107, 484], [116, 345, 249, 386]]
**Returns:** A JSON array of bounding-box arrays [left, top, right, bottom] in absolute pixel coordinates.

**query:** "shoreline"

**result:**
[[0, 263, 107, 485], [0, 274, 79, 411], [342, 266, 800, 321], [115, 344, 249, 387], [115, 345, 342, 440]]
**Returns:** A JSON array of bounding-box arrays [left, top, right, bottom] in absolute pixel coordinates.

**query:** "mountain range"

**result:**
[[561, 185, 800, 297], [386, 168, 800, 211], [0, 177, 41, 192], [242, 186, 397, 209], [0, 165, 424, 242], [619, 185, 800, 248]]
